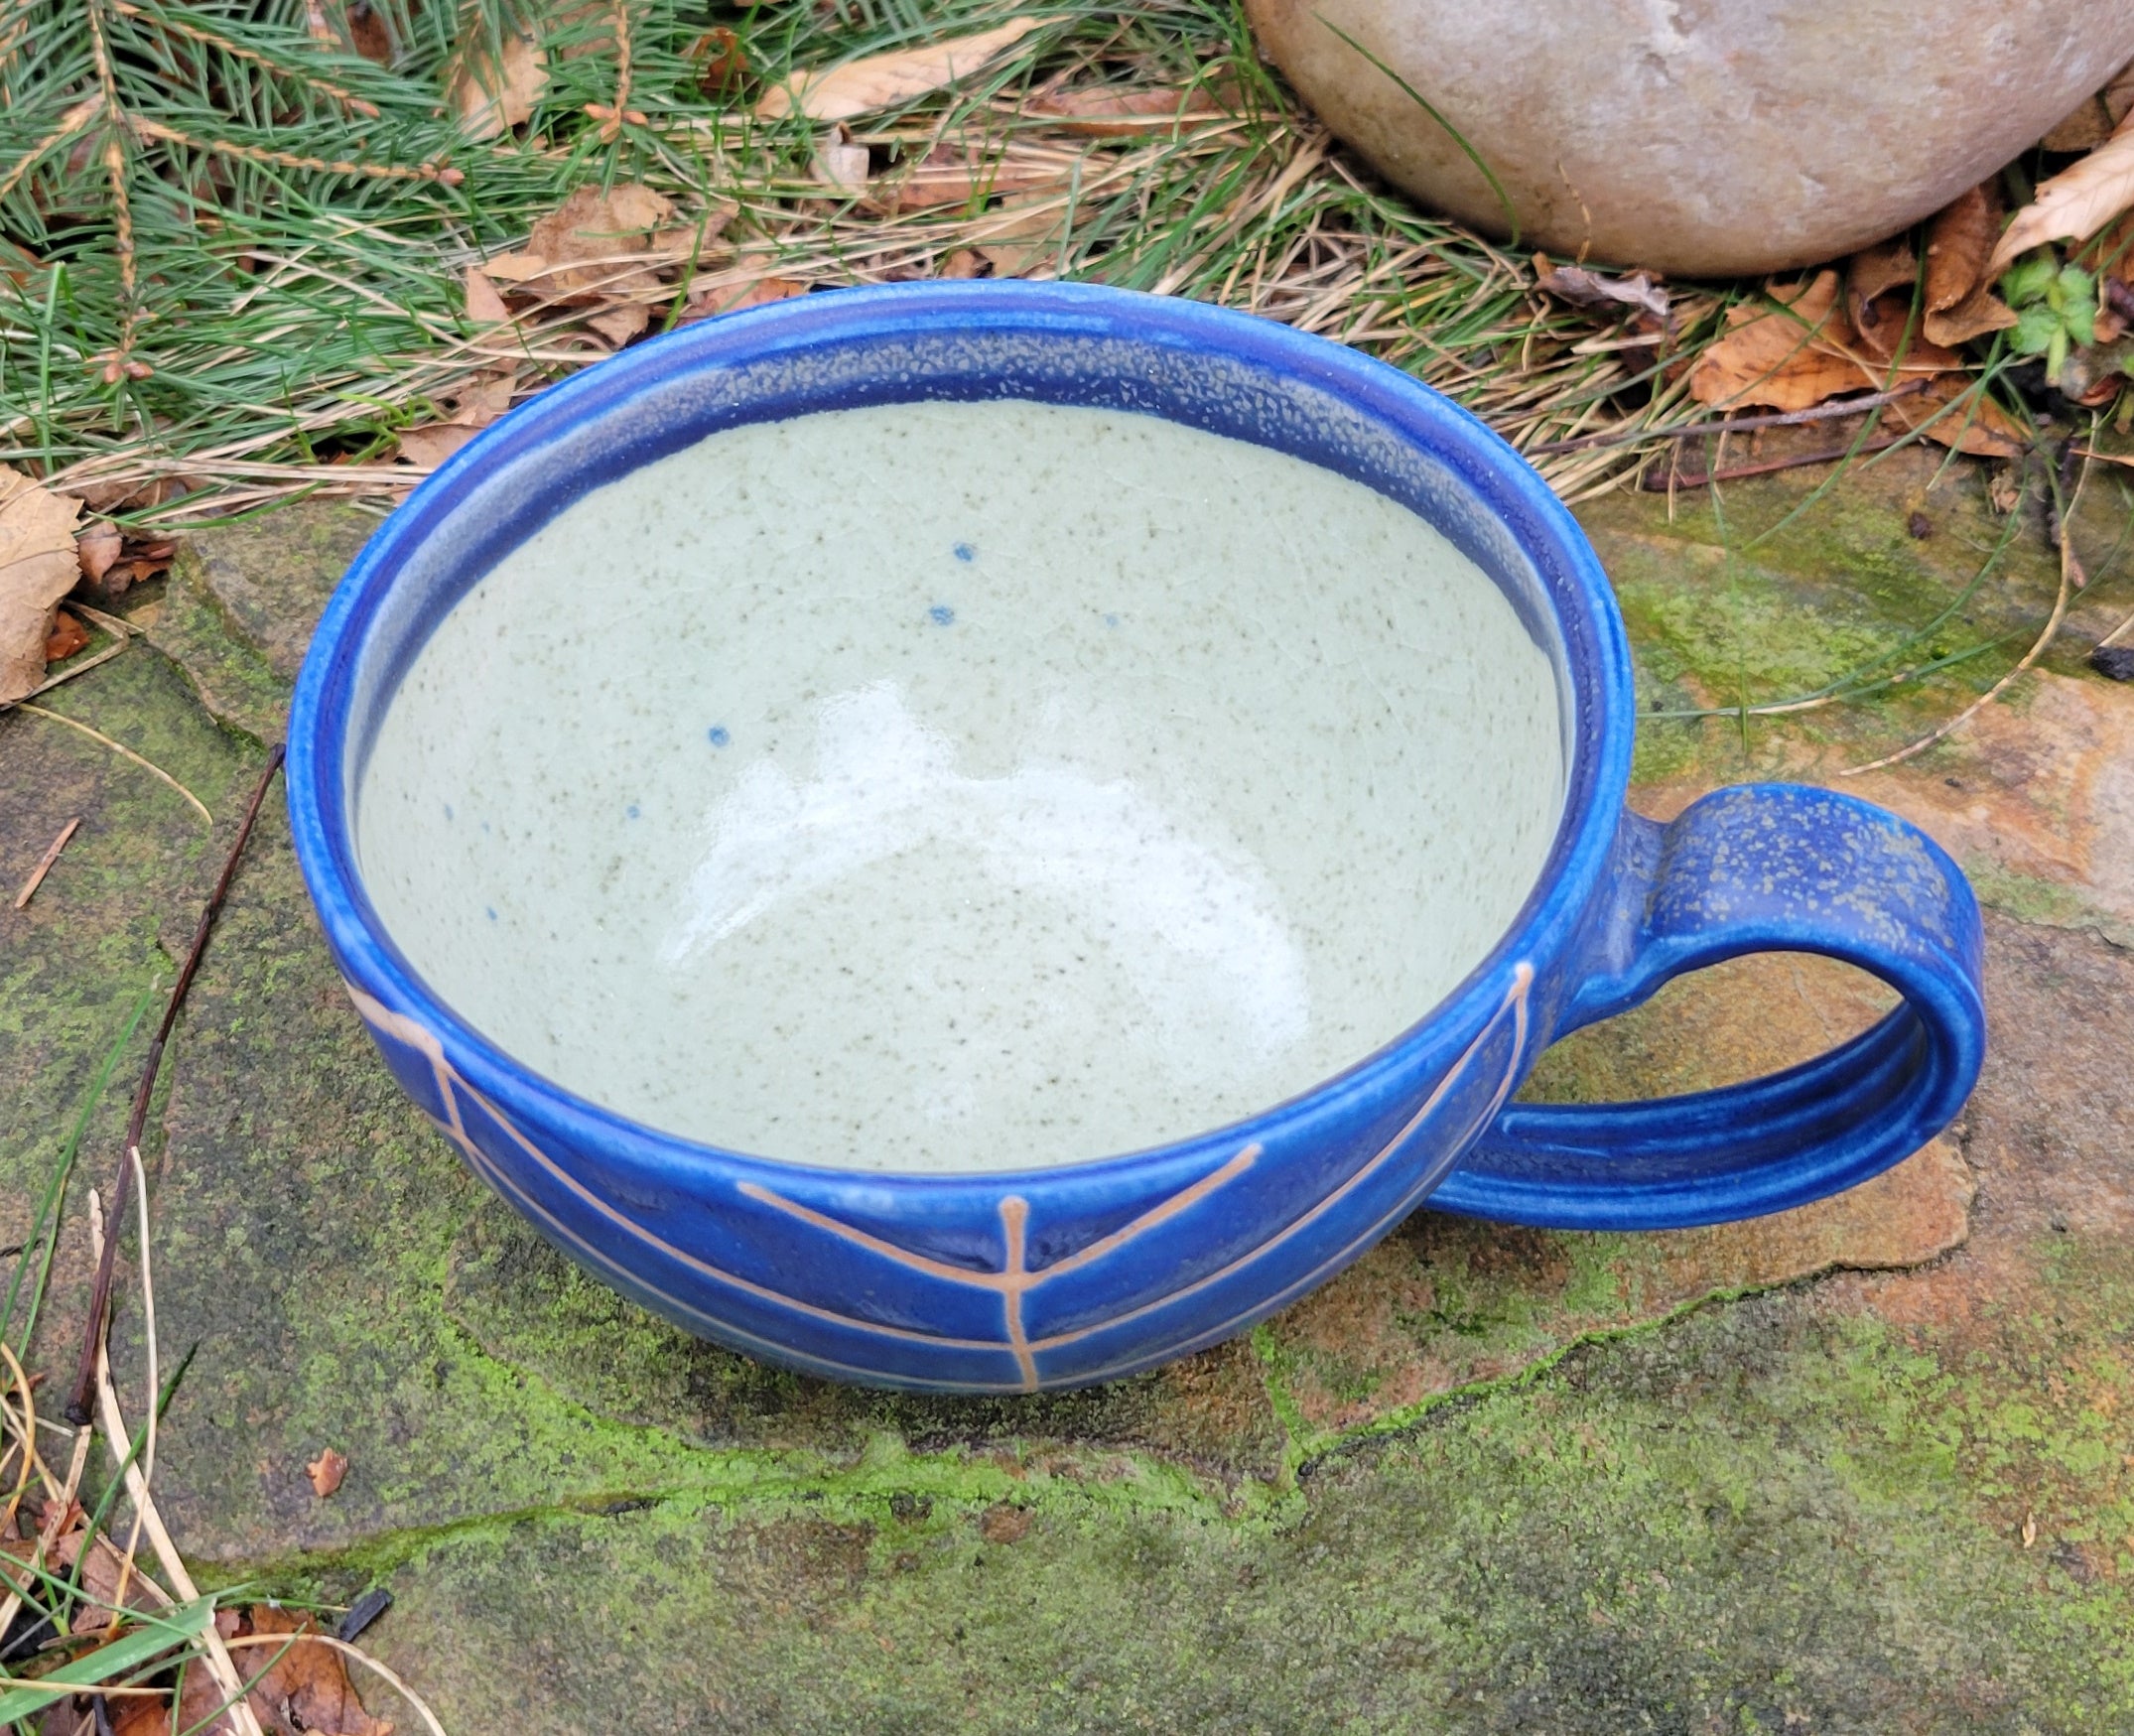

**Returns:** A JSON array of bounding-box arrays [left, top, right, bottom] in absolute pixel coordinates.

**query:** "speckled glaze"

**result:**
[[288, 282, 1988, 1392], [354, 400, 1561, 1171]]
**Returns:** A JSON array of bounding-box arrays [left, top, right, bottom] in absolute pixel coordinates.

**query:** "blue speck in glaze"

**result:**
[[626, 803, 641, 820], [1104, 612, 1121, 627], [953, 543, 975, 563], [929, 603, 956, 626], [485, 906, 497, 921], [443, 802, 454, 820], [707, 725, 731, 747]]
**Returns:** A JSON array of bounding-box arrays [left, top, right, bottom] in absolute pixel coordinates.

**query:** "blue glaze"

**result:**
[[707, 726, 730, 747], [287, 282, 1986, 1393], [954, 543, 976, 563], [928, 603, 956, 625]]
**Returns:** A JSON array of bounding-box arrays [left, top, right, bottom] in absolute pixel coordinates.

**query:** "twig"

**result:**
[[13, 818, 81, 910], [1525, 382, 1933, 457], [126, 114, 464, 186], [10, 706, 211, 827], [1640, 436, 1905, 491], [0, 92, 104, 203], [107, 0, 380, 117], [66, 744, 285, 1426], [1843, 457, 2093, 775]]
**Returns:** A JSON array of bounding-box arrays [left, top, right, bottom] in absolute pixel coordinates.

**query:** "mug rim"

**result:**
[[287, 279, 1636, 1189]]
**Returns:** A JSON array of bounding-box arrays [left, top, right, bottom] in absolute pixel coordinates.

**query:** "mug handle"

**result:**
[[1429, 782, 1987, 1231]]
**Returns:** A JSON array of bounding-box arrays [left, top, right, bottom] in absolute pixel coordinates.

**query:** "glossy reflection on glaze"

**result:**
[[354, 400, 1563, 1171]]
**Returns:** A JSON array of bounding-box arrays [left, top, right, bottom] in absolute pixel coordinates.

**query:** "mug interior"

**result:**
[[318, 288, 1619, 1176]]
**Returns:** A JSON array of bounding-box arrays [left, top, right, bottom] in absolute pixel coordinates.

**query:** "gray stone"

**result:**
[[1246, 0, 2134, 276]]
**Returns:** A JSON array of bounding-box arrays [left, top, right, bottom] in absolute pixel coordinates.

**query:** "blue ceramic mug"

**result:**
[[288, 282, 1986, 1393]]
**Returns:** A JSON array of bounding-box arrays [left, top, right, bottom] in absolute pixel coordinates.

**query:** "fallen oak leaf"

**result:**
[[1024, 82, 1233, 136], [481, 185, 678, 304], [75, 520, 122, 584], [394, 425, 475, 468], [2042, 93, 2116, 154], [1533, 252, 1669, 324], [44, 608, 88, 663], [586, 302, 651, 345], [461, 265, 510, 327], [448, 373, 515, 427], [1924, 185, 2020, 346], [970, 192, 1075, 278], [0, 464, 85, 703], [1990, 107, 2134, 275], [306, 1448, 348, 1499], [345, 0, 392, 67], [812, 126, 869, 195], [758, 17, 1042, 122], [678, 274, 807, 324], [226, 1606, 391, 1736], [1883, 373, 2029, 458], [1687, 272, 1874, 412], [879, 139, 1077, 211], [2108, 57, 2134, 127], [689, 26, 747, 96], [451, 29, 546, 141]]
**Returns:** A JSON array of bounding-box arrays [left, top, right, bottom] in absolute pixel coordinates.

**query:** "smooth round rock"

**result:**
[[1246, 0, 2134, 277]]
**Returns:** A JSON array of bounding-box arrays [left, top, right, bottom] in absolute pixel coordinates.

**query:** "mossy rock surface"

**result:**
[[5, 467, 2134, 1730]]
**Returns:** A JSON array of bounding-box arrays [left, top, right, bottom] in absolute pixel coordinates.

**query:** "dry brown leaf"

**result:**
[[0, 465, 85, 704], [1026, 82, 1228, 136], [1687, 272, 1874, 411], [2107, 59, 2134, 127], [1533, 252, 1669, 323], [689, 26, 747, 95], [1922, 185, 2019, 345], [477, 251, 551, 285], [1884, 374, 2028, 459], [75, 520, 122, 584], [44, 608, 88, 663], [462, 265, 510, 326], [450, 373, 516, 427], [232, 1606, 391, 1736], [479, 185, 678, 313], [758, 18, 1042, 122], [2043, 94, 2115, 154], [2, 1524, 158, 1635], [679, 275, 807, 324], [395, 425, 476, 468], [937, 248, 984, 279], [1849, 237, 1916, 307], [2076, 209, 2134, 288], [813, 127, 869, 195], [881, 140, 1075, 211], [345, 1, 392, 67], [1926, 185, 1998, 311], [979, 1502, 1032, 1543], [112, 1692, 181, 1736], [452, 30, 547, 141], [1990, 109, 2134, 273], [586, 301, 651, 345], [305, 1447, 348, 1498], [971, 193, 1072, 278]]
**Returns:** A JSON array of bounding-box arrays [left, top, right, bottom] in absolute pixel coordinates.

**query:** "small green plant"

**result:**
[[2001, 255, 2098, 382]]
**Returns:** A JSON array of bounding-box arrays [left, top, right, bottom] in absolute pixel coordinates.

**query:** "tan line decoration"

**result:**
[[344, 962, 1534, 1392]]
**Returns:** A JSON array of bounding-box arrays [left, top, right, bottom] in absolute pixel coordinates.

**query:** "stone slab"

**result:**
[[5, 448, 2134, 1728]]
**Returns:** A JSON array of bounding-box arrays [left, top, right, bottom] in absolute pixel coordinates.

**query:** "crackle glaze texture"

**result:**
[[289, 284, 1990, 1391], [356, 401, 1562, 1171]]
